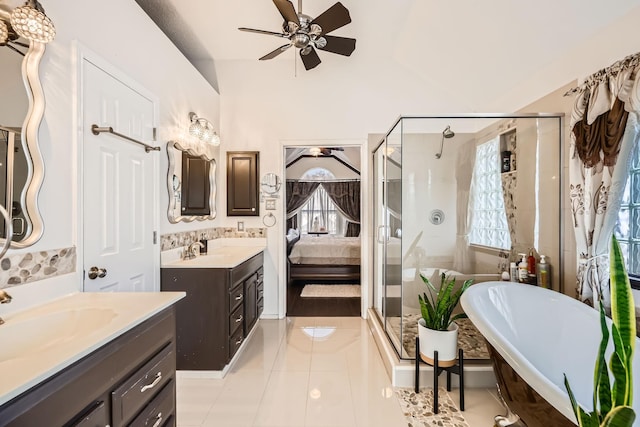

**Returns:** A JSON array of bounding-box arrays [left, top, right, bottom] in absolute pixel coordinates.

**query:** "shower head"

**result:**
[[435, 125, 454, 159], [442, 125, 455, 139]]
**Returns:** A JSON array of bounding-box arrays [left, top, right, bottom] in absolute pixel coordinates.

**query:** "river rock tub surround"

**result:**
[[160, 227, 266, 251], [0, 246, 76, 288]]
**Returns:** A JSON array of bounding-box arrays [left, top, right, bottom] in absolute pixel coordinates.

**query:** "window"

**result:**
[[615, 143, 640, 289], [298, 168, 344, 235], [469, 137, 512, 250]]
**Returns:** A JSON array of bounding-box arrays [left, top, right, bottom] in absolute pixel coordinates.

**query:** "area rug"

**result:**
[[395, 387, 470, 427], [300, 284, 361, 298]]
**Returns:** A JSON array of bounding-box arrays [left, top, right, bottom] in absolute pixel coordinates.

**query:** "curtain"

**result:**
[[569, 52, 640, 307], [285, 180, 320, 228], [453, 139, 476, 273], [321, 181, 361, 237]]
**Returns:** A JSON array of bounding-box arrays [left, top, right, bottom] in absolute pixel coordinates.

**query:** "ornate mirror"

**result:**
[[0, 0, 51, 250], [167, 140, 217, 223]]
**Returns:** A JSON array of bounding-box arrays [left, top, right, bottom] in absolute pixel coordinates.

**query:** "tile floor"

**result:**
[[176, 317, 506, 427]]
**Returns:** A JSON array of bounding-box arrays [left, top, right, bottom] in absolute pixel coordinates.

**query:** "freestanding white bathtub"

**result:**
[[461, 281, 640, 427]]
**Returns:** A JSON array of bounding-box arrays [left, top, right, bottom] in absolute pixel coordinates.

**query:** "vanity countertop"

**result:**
[[0, 291, 184, 406], [161, 243, 265, 269]]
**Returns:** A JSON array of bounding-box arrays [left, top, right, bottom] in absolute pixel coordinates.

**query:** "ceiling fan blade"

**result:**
[[259, 44, 292, 60], [317, 35, 356, 56], [300, 47, 321, 70], [311, 2, 351, 35], [272, 0, 300, 26], [238, 27, 287, 38]]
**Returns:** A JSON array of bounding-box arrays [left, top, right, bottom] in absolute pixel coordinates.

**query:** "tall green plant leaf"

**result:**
[[594, 303, 612, 417], [566, 374, 600, 427], [610, 324, 630, 407], [601, 406, 636, 427], [610, 236, 636, 406]]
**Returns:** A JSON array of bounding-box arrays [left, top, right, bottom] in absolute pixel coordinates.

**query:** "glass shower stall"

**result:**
[[372, 114, 564, 360]]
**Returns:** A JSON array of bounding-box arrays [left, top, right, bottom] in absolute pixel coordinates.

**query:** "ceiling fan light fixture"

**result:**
[[292, 33, 310, 48], [314, 36, 327, 49], [10, 0, 55, 44], [309, 23, 322, 37]]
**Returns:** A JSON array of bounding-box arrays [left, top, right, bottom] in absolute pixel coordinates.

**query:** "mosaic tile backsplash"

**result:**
[[0, 246, 76, 289], [160, 227, 266, 251]]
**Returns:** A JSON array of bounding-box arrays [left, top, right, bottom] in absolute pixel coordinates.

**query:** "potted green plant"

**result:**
[[564, 235, 636, 427], [417, 272, 473, 366]]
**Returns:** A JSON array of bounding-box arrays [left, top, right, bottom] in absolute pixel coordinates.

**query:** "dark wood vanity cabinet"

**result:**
[[0, 308, 177, 427], [161, 252, 264, 371], [227, 151, 259, 216]]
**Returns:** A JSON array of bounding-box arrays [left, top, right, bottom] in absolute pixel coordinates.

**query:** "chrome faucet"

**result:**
[[183, 241, 204, 260], [0, 289, 12, 325]]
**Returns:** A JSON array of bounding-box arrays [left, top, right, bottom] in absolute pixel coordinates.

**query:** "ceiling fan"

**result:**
[[309, 146, 344, 156], [239, 0, 356, 71]]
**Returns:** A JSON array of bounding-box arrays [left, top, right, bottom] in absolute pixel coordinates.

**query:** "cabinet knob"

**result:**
[[235, 315, 244, 323]]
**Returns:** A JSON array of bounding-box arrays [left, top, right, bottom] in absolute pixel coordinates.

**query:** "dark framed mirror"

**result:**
[[167, 140, 217, 223]]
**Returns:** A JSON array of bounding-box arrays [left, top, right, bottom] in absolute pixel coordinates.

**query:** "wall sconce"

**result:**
[[309, 147, 321, 156], [9, 0, 56, 44], [188, 112, 220, 146]]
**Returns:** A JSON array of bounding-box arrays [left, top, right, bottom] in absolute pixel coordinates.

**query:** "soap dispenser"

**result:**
[[537, 255, 550, 289], [518, 253, 528, 283]]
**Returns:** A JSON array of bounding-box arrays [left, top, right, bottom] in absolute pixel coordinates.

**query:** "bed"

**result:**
[[287, 234, 361, 281]]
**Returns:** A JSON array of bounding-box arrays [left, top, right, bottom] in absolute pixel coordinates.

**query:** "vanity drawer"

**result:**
[[112, 344, 175, 426], [229, 283, 244, 312], [229, 304, 244, 336], [128, 380, 175, 427], [229, 327, 244, 360]]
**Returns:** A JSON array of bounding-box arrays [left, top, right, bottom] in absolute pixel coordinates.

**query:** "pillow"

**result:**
[[286, 228, 300, 242]]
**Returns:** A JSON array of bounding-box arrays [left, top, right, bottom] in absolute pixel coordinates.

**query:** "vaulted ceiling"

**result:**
[[137, 0, 640, 132]]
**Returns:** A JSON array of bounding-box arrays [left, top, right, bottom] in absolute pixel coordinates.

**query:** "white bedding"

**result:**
[[288, 235, 361, 265]]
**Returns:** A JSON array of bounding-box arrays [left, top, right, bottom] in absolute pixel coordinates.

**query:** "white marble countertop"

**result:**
[[161, 239, 266, 269], [0, 291, 184, 406]]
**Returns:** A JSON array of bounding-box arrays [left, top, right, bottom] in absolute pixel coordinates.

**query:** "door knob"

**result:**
[[88, 266, 107, 280]]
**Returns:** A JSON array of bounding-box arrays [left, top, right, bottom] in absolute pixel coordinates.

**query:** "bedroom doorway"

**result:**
[[284, 146, 362, 316]]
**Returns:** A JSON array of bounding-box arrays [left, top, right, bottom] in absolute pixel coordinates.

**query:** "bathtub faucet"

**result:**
[[0, 289, 12, 325]]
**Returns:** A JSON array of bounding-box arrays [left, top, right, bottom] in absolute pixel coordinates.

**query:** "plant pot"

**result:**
[[417, 318, 459, 367]]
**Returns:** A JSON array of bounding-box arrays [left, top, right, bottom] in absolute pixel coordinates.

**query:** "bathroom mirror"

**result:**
[[0, 2, 46, 247], [167, 140, 217, 223], [260, 173, 281, 195]]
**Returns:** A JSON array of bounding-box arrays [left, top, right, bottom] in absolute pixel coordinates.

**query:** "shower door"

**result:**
[[373, 143, 386, 319], [373, 124, 404, 357]]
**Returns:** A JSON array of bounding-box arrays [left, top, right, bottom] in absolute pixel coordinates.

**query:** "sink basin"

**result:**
[[0, 307, 117, 362]]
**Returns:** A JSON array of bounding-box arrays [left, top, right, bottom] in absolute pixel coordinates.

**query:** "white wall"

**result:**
[[3, 0, 220, 309], [401, 133, 459, 267]]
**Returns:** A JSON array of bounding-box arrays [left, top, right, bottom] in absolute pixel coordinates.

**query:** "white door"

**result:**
[[82, 60, 157, 292]]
